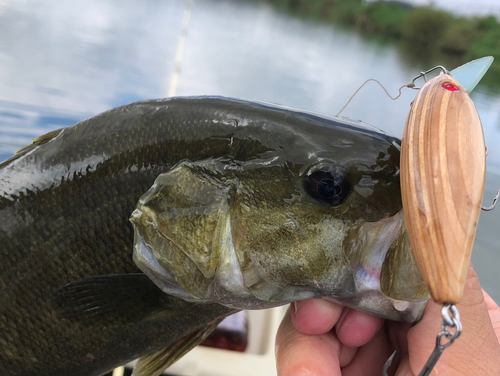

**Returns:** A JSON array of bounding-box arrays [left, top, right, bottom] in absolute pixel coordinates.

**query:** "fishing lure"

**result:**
[[383, 57, 497, 376]]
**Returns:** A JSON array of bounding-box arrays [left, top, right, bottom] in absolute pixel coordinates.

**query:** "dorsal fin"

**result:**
[[0, 128, 64, 168], [15, 128, 64, 155]]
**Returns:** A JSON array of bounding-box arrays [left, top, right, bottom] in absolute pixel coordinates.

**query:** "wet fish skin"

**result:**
[[0, 96, 426, 376], [0, 97, 249, 376], [128, 98, 428, 318]]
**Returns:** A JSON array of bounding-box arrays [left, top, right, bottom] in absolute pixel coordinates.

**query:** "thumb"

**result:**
[[406, 263, 500, 375]]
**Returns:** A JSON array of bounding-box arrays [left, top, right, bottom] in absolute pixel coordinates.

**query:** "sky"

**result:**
[[402, 0, 500, 17]]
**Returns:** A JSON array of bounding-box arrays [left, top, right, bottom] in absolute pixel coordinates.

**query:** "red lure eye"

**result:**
[[442, 82, 459, 92]]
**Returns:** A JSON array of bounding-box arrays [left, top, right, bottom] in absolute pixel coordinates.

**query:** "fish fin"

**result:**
[[132, 318, 224, 376], [53, 273, 184, 323], [15, 128, 64, 154], [0, 128, 64, 168]]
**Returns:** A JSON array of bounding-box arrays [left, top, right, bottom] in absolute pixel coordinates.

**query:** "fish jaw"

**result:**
[[130, 160, 288, 309]]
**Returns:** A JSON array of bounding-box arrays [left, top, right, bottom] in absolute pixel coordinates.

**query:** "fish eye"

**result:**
[[305, 169, 351, 205]]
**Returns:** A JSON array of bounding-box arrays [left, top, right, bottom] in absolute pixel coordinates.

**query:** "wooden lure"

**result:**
[[401, 73, 486, 304]]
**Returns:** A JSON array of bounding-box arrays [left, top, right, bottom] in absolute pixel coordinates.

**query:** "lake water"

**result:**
[[1, 0, 499, 301]]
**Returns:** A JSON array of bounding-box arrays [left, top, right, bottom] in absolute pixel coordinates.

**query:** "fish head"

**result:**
[[130, 115, 429, 322]]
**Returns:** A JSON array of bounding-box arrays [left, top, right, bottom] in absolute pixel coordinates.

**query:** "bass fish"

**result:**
[[0, 97, 429, 376]]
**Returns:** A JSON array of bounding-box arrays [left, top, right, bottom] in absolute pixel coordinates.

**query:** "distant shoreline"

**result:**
[[398, 0, 500, 18], [258, 0, 500, 90]]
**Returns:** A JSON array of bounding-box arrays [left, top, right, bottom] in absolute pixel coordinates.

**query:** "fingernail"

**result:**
[[291, 300, 308, 320], [291, 302, 297, 318]]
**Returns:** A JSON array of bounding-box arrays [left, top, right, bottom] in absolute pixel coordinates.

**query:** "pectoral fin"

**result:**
[[53, 273, 190, 323], [132, 317, 226, 376]]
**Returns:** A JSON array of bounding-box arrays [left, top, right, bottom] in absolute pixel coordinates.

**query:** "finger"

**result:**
[[407, 263, 500, 376], [291, 299, 343, 335], [335, 308, 385, 347], [339, 345, 357, 368], [483, 289, 498, 310], [342, 324, 393, 376], [383, 321, 414, 376], [276, 307, 342, 376], [385, 320, 412, 357], [483, 289, 500, 341]]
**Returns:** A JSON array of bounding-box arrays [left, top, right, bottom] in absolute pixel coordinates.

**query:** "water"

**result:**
[[1, 0, 499, 302]]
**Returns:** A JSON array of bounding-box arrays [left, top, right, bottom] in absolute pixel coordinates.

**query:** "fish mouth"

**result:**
[[335, 210, 429, 322], [132, 205, 428, 322]]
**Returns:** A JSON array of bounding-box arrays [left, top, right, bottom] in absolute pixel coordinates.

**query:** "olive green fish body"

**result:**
[[0, 97, 428, 376], [0, 97, 260, 375]]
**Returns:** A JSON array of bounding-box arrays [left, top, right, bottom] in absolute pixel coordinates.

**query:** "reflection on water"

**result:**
[[0, 0, 186, 156], [1, 0, 500, 300]]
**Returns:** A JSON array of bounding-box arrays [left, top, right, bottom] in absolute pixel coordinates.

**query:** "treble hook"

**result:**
[[482, 189, 499, 211], [481, 146, 498, 211], [382, 305, 462, 376], [382, 351, 396, 376]]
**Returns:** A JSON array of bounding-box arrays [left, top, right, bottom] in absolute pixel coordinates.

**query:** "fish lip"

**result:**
[[323, 295, 426, 323], [331, 210, 428, 322], [352, 210, 405, 292]]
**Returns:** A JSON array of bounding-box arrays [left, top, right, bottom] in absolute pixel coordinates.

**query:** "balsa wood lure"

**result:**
[[385, 57, 496, 376], [402, 69, 486, 304]]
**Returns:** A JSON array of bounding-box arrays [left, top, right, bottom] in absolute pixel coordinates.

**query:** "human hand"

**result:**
[[275, 264, 500, 375]]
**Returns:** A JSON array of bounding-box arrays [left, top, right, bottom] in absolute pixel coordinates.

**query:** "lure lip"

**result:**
[[450, 56, 494, 93]]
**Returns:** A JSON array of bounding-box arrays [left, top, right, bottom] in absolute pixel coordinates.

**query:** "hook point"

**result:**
[[482, 189, 500, 211], [382, 350, 397, 376]]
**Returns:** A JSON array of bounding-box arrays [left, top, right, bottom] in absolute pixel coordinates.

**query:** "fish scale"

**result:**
[[1, 96, 427, 376]]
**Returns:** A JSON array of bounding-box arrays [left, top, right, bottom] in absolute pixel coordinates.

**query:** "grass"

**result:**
[[258, 0, 500, 90]]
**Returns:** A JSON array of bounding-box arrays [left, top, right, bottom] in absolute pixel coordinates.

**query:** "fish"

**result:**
[[0, 96, 429, 376]]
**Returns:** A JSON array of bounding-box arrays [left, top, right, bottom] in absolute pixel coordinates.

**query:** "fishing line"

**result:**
[[111, 366, 125, 376], [336, 79, 412, 117], [168, 0, 193, 97]]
